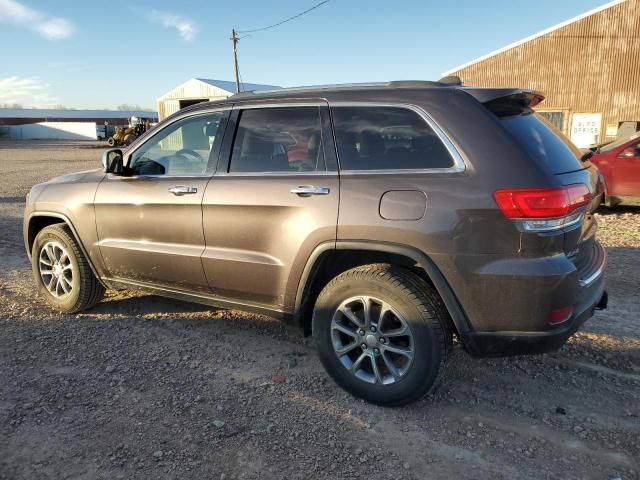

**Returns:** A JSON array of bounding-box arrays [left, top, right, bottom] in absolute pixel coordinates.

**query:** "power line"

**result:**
[[236, 0, 330, 34], [230, 0, 330, 93]]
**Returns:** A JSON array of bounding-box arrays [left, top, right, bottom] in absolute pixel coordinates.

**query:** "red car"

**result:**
[[589, 132, 640, 206]]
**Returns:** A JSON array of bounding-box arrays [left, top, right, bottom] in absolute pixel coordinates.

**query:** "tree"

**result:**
[[117, 104, 144, 111]]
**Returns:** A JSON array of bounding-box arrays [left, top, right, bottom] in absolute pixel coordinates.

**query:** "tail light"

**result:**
[[548, 305, 573, 324], [494, 184, 592, 232]]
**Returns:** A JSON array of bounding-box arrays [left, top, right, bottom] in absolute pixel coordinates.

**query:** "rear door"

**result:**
[[201, 102, 339, 310]]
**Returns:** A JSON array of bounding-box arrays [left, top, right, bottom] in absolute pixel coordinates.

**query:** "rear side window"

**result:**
[[331, 106, 454, 171], [500, 113, 584, 174], [229, 107, 325, 173]]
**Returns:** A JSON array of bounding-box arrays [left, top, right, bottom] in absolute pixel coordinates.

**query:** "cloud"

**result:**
[[140, 8, 198, 41], [0, 76, 58, 107], [0, 0, 74, 40]]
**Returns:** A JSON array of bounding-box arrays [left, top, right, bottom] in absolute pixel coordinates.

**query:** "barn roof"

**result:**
[[196, 78, 281, 93], [157, 78, 282, 101], [442, 0, 626, 76]]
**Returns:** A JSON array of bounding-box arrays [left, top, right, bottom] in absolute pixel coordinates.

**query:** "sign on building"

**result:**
[[570, 113, 601, 148]]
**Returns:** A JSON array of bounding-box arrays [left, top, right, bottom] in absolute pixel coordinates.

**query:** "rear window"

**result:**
[[331, 106, 454, 171], [500, 113, 584, 174]]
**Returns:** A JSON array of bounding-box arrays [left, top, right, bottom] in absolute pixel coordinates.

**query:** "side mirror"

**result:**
[[102, 148, 124, 174], [580, 150, 594, 163]]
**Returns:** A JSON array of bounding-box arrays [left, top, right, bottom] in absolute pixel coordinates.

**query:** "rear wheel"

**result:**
[[107, 137, 115, 146], [31, 224, 105, 313], [312, 264, 452, 406]]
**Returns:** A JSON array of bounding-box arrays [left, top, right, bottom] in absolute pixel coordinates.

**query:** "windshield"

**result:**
[[601, 131, 640, 153], [500, 112, 585, 174]]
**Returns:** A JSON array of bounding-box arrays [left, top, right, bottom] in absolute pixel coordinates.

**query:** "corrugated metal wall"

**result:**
[[448, 0, 640, 144]]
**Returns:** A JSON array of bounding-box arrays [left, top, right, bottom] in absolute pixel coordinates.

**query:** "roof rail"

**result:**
[[230, 77, 463, 97], [387, 76, 463, 88], [231, 90, 259, 99]]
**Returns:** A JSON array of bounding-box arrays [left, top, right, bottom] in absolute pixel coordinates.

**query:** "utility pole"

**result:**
[[230, 29, 241, 93]]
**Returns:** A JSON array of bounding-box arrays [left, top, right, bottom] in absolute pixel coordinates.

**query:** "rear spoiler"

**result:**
[[461, 88, 545, 117]]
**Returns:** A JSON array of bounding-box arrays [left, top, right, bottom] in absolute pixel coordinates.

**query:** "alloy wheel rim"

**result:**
[[331, 296, 414, 385], [38, 241, 73, 298]]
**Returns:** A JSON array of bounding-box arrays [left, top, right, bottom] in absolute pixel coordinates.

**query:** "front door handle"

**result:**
[[290, 186, 330, 196], [168, 186, 198, 196]]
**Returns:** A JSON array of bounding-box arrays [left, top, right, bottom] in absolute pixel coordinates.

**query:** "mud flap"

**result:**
[[596, 291, 608, 310]]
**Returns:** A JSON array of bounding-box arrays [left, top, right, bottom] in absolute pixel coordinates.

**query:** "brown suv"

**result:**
[[24, 79, 608, 405]]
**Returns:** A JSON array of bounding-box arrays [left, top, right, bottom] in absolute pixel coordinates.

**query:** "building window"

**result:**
[[537, 111, 566, 133]]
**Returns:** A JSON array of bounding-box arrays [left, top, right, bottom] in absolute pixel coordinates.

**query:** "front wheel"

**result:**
[[312, 264, 452, 406], [31, 224, 105, 313]]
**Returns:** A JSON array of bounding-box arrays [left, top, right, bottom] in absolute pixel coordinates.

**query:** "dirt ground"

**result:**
[[0, 139, 638, 480]]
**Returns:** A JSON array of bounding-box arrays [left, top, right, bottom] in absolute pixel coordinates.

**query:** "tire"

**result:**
[[31, 224, 105, 313], [312, 264, 452, 406], [107, 137, 115, 147]]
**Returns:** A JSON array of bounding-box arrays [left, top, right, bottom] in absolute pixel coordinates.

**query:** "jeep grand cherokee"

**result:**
[[24, 78, 608, 405]]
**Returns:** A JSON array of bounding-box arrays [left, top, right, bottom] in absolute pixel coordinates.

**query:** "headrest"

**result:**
[[412, 132, 439, 151], [359, 131, 385, 156], [308, 132, 321, 151], [242, 131, 273, 155], [205, 122, 218, 136]]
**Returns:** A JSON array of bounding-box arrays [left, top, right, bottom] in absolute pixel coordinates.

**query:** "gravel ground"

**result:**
[[0, 139, 638, 480]]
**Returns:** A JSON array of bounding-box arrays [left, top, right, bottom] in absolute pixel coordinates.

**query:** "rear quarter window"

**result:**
[[331, 106, 455, 171], [500, 113, 584, 174]]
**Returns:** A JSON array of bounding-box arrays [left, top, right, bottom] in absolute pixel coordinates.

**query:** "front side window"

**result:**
[[129, 111, 227, 176], [331, 106, 454, 171], [229, 107, 325, 173]]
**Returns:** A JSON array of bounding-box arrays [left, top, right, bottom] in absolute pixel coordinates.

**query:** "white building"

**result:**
[[156, 78, 281, 120], [0, 108, 158, 140]]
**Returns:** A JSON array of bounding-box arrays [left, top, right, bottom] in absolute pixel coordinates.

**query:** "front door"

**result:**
[[201, 103, 339, 309], [612, 138, 640, 197], [94, 109, 229, 292]]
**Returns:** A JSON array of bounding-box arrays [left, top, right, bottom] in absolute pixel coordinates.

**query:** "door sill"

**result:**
[[103, 277, 289, 321]]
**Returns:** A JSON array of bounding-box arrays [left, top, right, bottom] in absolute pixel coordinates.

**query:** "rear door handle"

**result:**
[[290, 186, 330, 196], [168, 186, 198, 196]]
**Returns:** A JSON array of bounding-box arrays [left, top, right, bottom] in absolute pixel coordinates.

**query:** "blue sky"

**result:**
[[0, 0, 608, 109]]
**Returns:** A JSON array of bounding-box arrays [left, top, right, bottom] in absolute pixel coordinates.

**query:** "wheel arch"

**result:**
[[294, 240, 472, 339], [26, 212, 106, 287]]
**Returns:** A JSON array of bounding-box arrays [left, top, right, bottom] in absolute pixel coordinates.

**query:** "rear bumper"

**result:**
[[462, 274, 607, 357]]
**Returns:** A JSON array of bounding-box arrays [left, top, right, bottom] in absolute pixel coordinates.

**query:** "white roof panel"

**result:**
[[196, 78, 281, 93]]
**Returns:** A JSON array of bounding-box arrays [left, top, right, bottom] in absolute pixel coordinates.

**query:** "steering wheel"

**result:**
[[175, 148, 203, 163]]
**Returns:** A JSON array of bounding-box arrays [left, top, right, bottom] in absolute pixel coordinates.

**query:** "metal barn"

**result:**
[[156, 78, 281, 120], [443, 0, 640, 148]]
